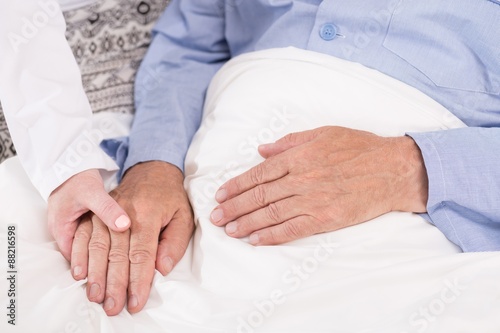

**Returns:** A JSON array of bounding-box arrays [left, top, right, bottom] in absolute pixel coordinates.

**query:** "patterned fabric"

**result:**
[[0, 0, 169, 164], [0, 110, 15, 162]]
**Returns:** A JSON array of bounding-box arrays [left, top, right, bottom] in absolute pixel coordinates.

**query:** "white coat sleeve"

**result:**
[[0, 0, 118, 200]]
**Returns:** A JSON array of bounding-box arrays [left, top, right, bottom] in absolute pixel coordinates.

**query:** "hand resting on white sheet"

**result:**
[[69, 161, 194, 315], [211, 126, 428, 245]]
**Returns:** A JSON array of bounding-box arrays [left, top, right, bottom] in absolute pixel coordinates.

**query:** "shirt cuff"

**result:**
[[407, 129, 500, 252], [407, 133, 465, 249], [37, 134, 119, 201], [101, 136, 185, 181]]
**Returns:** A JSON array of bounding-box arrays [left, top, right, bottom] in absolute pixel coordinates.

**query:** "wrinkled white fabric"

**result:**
[[0, 0, 117, 200], [1, 48, 499, 333]]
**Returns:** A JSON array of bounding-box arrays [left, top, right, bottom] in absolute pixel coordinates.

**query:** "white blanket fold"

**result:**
[[1, 48, 499, 333]]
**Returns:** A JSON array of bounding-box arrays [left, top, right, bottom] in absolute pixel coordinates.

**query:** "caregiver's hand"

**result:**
[[71, 161, 194, 315], [48, 169, 131, 261], [210, 126, 428, 245]]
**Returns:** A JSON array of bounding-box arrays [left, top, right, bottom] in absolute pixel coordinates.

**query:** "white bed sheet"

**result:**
[[1, 48, 500, 333]]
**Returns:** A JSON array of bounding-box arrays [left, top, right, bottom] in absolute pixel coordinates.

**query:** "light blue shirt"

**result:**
[[102, 0, 500, 252]]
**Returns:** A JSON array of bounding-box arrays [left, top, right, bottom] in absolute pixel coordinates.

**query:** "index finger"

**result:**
[[216, 155, 288, 204], [52, 221, 78, 261]]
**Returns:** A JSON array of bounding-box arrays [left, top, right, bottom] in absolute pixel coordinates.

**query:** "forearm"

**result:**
[[117, 0, 230, 175], [408, 127, 500, 251], [0, 0, 117, 200]]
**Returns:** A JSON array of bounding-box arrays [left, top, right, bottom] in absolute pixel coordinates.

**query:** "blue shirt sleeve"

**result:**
[[99, 0, 500, 252], [104, 0, 229, 178], [408, 127, 500, 252]]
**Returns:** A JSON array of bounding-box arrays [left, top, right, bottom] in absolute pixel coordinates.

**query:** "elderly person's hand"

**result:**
[[69, 161, 194, 315], [210, 126, 428, 245]]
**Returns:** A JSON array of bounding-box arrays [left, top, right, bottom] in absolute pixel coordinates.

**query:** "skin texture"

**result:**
[[53, 161, 194, 315], [48, 126, 426, 315], [210, 126, 429, 245], [48, 169, 131, 262]]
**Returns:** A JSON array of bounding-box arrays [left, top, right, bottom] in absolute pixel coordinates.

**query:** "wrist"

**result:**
[[390, 136, 429, 213], [122, 160, 184, 184]]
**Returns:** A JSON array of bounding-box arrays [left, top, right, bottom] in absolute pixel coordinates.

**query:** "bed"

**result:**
[[1, 47, 500, 333]]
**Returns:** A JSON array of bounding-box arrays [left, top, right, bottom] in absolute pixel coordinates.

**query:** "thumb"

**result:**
[[258, 127, 325, 158], [86, 189, 130, 232], [156, 213, 194, 276]]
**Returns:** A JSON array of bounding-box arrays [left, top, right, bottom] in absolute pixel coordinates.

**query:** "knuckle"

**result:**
[[266, 203, 282, 223], [89, 240, 109, 253], [129, 248, 155, 265], [105, 275, 128, 291], [128, 273, 147, 287], [282, 222, 303, 239], [282, 133, 295, 144], [223, 199, 238, 216], [252, 185, 267, 207], [75, 225, 92, 241], [267, 227, 281, 244], [250, 164, 265, 185], [108, 248, 129, 264], [230, 180, 242, 195], [89, 236, 109, 253], [234, 216, 251, 234]]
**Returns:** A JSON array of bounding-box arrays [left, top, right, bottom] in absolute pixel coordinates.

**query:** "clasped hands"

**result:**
[[47, 126, 428, 315], [48, 161, 194, 315]]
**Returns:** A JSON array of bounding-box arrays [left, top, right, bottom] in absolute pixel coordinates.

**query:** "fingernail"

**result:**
[[104, 297, 115, 311], [215, 188, 227, 202], [163, 256, 174, 275], [259, 143, 272, 150], [73, 265, 82, 277], [129, 295, 138, 309], [89, 283, 100, 299], [225, 222, 237, 234], [249, 233, 260, 245], [210, 208, 224, 223], [115, 215, 130, 228]]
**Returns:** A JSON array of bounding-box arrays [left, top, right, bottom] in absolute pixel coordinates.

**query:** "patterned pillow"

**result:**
[[0, 0, 169, 164]]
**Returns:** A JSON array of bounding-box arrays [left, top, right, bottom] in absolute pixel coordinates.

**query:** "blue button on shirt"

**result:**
[[319, 23, 338, 41], [102, 0, 500, 252]]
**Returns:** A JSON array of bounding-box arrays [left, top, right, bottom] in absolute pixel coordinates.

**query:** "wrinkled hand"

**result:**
[[210, 126, 428, 245], [48, 169, 131, 261], [70, 161, 194, 315]]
